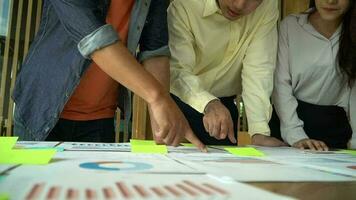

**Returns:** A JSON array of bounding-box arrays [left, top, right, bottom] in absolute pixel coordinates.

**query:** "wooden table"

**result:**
[[249, 182, 356, 200]]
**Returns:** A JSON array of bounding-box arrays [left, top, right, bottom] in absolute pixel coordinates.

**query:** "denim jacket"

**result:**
[[12, 0, 170, 140]]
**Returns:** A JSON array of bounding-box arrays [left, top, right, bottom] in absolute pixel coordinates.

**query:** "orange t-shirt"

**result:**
[[61, 0, 135, 120]]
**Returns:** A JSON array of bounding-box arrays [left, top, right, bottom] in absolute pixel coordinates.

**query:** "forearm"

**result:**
[[143, 56, 170, 91], [91, 41, 166, 104]]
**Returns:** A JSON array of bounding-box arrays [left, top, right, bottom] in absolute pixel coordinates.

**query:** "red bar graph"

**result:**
[[133, 185, 149, 198], [26, 183, 45, 200], [66, 189, 78, 200], [46, 186, 61, 199], [85, 189, 97, 200], [24, 179, 230, 199]]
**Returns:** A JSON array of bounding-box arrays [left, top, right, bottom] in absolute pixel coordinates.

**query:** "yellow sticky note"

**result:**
[[225, 147, 265, 157], [0, 137, 56, 165], [210, 145, 237, 149], [339, 150, 356, 156], [131, 145, 168, 154], [0, 193, 9, 200], [0, 149, 56, 165], [181, 143, 195, 147], [130, 139, 156, 146], [0, 137, 18, 150]]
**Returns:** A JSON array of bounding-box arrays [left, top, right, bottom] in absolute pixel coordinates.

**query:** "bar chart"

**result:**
[[25, 179, 230, 200]]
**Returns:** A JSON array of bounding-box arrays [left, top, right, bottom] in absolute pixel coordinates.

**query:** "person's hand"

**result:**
[[293, 139, 329, 151], [148, 94, 207, 152], [203, 100, 237, 144], [251, 134, 287, 146]]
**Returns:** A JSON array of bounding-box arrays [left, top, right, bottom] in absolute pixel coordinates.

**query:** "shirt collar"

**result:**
[[297, 9, 342, 41], [203, 0, 222, 17]]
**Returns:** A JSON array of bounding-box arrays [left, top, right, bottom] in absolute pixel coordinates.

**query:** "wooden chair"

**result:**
[[131, 94, 153, 140]]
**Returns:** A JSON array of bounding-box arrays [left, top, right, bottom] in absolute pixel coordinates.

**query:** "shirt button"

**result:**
[[137, 26, 141, 31], [144, 2, 148, 6]]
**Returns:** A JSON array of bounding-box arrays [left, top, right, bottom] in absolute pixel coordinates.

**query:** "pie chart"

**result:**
[[79, 161, 153, 171]]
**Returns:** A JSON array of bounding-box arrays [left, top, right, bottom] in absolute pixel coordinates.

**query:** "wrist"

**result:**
[[147, 88, 169, 106], [203, 98, 220, 114]]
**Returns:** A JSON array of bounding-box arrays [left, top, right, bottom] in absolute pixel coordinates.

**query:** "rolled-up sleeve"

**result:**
[[272, 17, 309, 145], [49, 0, 119, 58], [168, 1, 217, 113], [241, 4, 278, 136], [138, 0, 170, 62]]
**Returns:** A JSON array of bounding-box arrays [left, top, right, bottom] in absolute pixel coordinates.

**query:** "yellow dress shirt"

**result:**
[[168, 0, 279, 135]]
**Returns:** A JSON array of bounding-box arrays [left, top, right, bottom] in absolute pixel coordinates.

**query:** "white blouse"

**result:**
[[273, 13, 356, 148]]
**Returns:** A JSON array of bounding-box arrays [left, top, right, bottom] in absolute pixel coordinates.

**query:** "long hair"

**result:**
[[338, 1, 356, 85], [309, 0, 356, 85]]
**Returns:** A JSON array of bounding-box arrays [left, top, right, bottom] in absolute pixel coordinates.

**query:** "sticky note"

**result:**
[[130, 139, 156, 146], [181, 143, 195, 147], [0, 137, 18, 151], [0, 137, 56, 165], [131, 145, 168, 154], [338, 150, 356, 156], [0, 149, 56, 164], [0, 193, 9, 200], [210, 145, 237, 149], [225, 147, 265, 157], [130, 139, 168, 154]]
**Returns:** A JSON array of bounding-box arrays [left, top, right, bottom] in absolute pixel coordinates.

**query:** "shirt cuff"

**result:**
[[248, 122, 270, 137], [138, 46, 170, 62], [184, 91, 217, 113], [77, 24, 119, 59], [281, 127, 309, 146]]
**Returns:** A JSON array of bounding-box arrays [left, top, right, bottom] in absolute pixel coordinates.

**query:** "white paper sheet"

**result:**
[[9, 151, 199, 175], [15, 141, 60, 148], [177, 159, 355, 182], [57, 142, 131, 152], [0, 173, 293, 200], [244, 147, 355, 177]]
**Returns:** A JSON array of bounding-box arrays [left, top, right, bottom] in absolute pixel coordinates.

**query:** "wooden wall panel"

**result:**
[[282, 0, 310, 18], [0, 0, 43, 136]]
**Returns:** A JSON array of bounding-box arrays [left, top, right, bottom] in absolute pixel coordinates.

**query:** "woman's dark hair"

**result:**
[[309, 0, 356, 85], [338, 1, 356, 85]]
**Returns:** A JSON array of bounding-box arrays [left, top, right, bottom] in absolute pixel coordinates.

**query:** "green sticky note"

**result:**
[[130, 139, 156, 146], [181, 143, 195, 147], [0, 193, 9, 200], [0, 137, 56, 165], [210, 145, 237, 149], [0, 137, 18, 150], [225, 147, 265, 157], [131, 145, 168, 154], [0, 149, 56, 165], [339, 150, 356, 156]]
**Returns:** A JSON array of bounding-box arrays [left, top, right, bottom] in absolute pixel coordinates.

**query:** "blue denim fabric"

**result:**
[[12, 0, 170, 141]]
